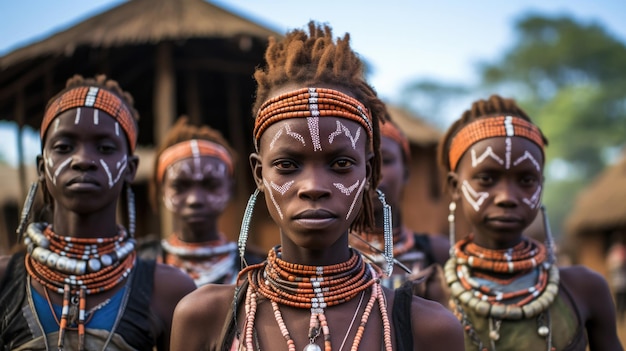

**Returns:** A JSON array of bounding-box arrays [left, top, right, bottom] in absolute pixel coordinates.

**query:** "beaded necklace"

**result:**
[[162, 234, 238, 285], [446, 235, 558, 351], [239, 247, 393, 351], [351, 226, 414, 259], [23, 222, 136, 351]]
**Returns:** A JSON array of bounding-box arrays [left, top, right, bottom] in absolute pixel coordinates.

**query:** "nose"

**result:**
[[297, 170, 331, 201], [493, 180, 519, 208], [70, 147, 97, 171], [185, 186, 207, 208]]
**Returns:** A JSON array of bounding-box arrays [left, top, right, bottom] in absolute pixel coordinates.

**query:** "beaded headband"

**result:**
[[157, 139, 234, 183], [380, 120, 410, 161], [41, 86, 137, 151], [448, 115, 544, 171], [254, 87, 373, 151]]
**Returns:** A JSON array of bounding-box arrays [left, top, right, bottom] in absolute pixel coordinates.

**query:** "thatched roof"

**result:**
[[0, 0, 279, 70], [386, 105, 441, 146], [565, 154, 626, 235]]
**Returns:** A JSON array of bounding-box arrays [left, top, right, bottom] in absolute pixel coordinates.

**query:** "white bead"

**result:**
[[538, 326, 550, 336], [303, 344, 321, 351]]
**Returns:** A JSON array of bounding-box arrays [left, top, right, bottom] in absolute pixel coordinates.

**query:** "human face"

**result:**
[[38, 108, 138, 215], [251, 116, 371, 253], [372, 136, 407, 223], [162, 156, 232, 228], [448, 136, 543, 248]]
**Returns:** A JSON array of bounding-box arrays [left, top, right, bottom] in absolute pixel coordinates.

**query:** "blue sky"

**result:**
[[1, 0, 625, 166]]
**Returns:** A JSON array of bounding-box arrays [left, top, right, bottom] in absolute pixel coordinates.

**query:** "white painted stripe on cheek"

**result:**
[[263, 179, 283, 219], [345, 178, 366, 220], [100, 159, 114, 188], [461, 180, 489, 212], [333, 180, 359, 196], [53, 157, 73, 185], [523, 185, 542, 209], [270, 180, 294, 195]]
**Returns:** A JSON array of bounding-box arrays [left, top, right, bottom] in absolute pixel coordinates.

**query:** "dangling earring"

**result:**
[[238, 189, 259, 267], [540, 205, 557, 264], [16, 182, 39, 242], [126, 184, 136, 238], [375, 189, 394, 277], [448, 201, 456, 255]]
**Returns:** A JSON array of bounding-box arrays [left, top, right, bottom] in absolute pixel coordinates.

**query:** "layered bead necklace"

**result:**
[[23, 222, 136, 351], [446, 235, 559, 351], [161, 234, 238, 285], [238, 247, 393, 351]]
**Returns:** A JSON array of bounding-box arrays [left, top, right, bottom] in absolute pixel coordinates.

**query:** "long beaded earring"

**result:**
[[126, 184, 136, 238], [238, 189, 259, 266], [376, 189, 394, 277], [540, 205, 557, 264], [448, 201, 457, 255], [16, 182, 39, 242]]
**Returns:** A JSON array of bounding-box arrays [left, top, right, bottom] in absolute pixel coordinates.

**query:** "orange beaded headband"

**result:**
[[157, 139, 234, 183], [41, 86, 137, 151], [448, 115, 544, 171], [254, 87, 373, 150], [380, 121, 410, 160]]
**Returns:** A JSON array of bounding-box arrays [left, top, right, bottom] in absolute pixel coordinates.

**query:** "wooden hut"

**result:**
[[385, 105, 450, 237], [565, 153, 626, 272], [0, 0, 280, 252], [564, 152, 626, 344]]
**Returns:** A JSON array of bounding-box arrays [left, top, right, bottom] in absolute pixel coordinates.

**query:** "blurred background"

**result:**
[[1, 0, 625, 339]]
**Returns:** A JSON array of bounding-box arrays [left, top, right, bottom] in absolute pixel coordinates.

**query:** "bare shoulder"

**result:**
[[171, 284, 238, 350], [559, 265, 610, 296], [175, 284, 236, 325], [409, 295, 464, 350], [153, 263, 196, 300]]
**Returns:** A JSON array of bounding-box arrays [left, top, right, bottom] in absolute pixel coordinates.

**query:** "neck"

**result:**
[[279, 234, 352, 266], [176, 218, 221, 242], [51, 205, 120, 238]]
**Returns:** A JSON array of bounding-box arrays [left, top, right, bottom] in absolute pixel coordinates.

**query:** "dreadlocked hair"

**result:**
[[437, 94, 549, 190], [39, 74, 140, 227], [149, 116, 237, 212], [252, 21, 387, 233]]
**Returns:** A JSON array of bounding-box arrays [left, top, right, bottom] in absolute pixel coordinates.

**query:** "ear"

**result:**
[[124, 155, 139, 184], [249, 152, 264, 192], [447, 171, 461, 201], [36, 155, 46, 182]]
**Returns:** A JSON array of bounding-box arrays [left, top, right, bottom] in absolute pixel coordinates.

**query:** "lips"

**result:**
[[293, 209, 337, 230], [486, 215, 523, 229], [66, 176, 100, 191]]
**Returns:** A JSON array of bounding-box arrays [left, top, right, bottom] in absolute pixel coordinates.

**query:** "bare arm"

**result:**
[[410, 295, 464, 351], [152, 263, 197, 351], [170, 284, 236, 351], [561, 266, 623, 351]]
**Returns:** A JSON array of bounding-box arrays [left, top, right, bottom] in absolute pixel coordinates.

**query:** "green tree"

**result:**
[[400, 14, 626, 238]]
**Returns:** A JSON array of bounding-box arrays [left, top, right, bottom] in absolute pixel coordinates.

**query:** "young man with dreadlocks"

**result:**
[[170, 22, 463, 351]]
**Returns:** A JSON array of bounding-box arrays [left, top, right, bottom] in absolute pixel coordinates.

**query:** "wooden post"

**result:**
[[154, 41, 177, 238], [185, 72, 201, 125]]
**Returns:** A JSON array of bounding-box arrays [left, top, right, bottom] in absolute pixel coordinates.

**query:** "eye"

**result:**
[[273, 159, 297, 171], [519, 174, 539, 187], [474, 173, 495, 186], [51, 141, 73, 154], [332, 158, 354, 170], [98, 142, 118, 154], [381, 153, 397, 166]]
